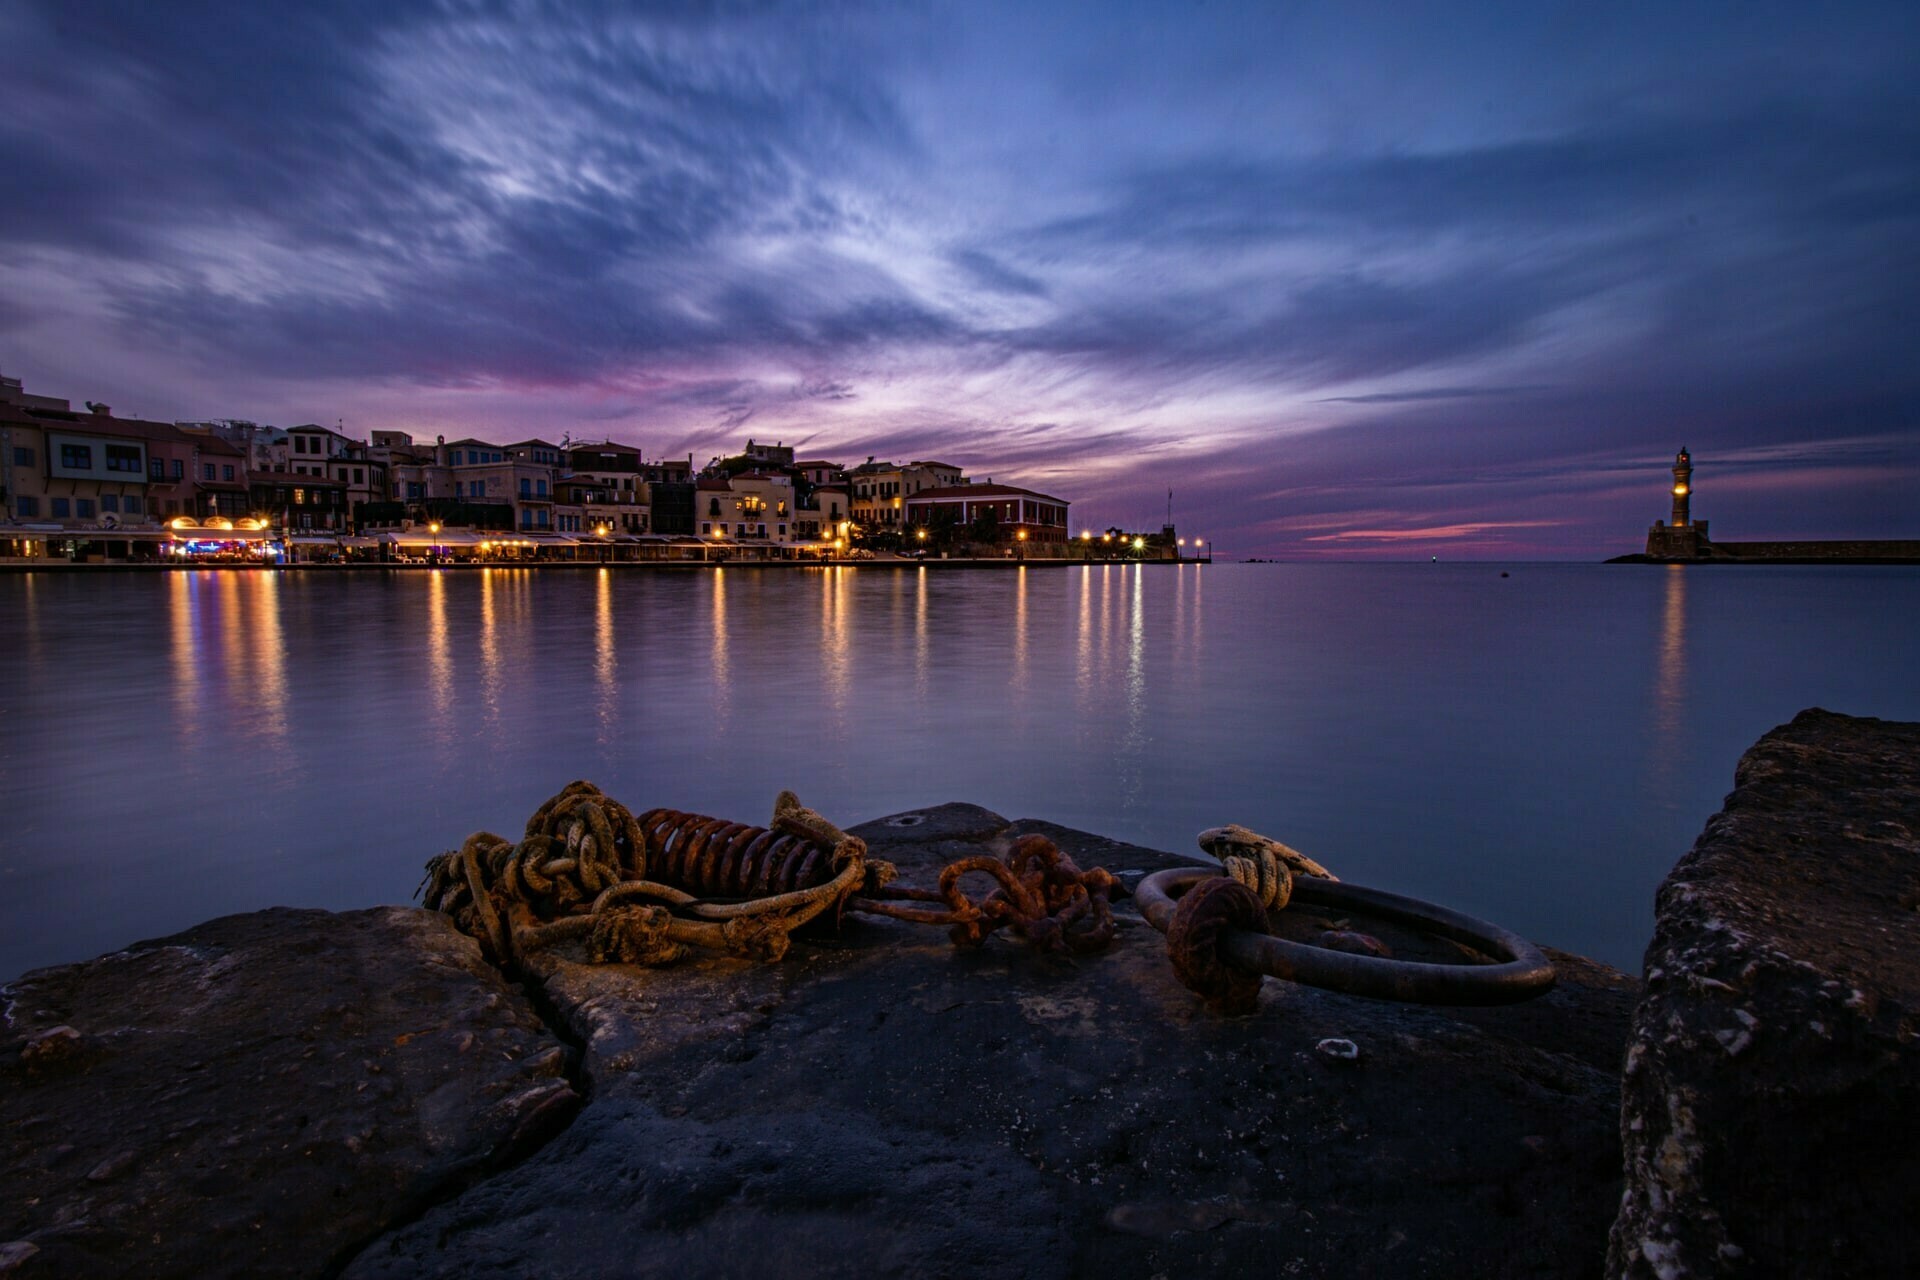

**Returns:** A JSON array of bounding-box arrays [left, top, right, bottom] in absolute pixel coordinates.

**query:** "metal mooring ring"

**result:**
[[1135, 867, 1556, 1005]]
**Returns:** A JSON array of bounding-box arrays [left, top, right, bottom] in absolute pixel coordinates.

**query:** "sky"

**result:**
[[2, 1, 1915, 558]]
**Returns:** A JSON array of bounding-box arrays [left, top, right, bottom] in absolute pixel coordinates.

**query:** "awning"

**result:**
[[169, 527, 275, 543], [379, 530, 487, 547]]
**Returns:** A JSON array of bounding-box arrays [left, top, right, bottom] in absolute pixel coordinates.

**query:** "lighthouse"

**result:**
[[1671, 447, 1692, 527], [1645, 446, 1709, 558]]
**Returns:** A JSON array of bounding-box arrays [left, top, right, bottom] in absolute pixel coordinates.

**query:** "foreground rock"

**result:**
[[1608, 710, 1920, 1279], [348, 804, 1636, 1279], [0, 908, 575, 1278]]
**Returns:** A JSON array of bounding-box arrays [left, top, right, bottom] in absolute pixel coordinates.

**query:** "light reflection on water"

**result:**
[[2, 562, 1918, 979], [595, 569, 616, 747]]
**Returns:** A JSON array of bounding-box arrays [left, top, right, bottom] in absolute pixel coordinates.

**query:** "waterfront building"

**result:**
[[794, 459, 846, 488], [286, 424, 352, 476], [795, 484, 849, 545], [249, 470, 349, 532], [561, 440, 651, 536], [555, 474, 650, 536], [0, 395, 262, 558], [507, 439, 566, 470], [905, 483, 1071, 544], [850, 459, 968, 530], [697, 470, 797, 549]]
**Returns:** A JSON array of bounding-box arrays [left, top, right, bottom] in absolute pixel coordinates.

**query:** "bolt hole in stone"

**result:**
[[886, 814, 928, 828]]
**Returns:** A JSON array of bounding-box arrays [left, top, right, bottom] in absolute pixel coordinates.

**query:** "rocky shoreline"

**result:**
[[6, 709, 1914, 1277]]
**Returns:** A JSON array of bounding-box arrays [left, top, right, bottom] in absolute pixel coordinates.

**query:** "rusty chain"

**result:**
[[422, 792, 1552, 1013]]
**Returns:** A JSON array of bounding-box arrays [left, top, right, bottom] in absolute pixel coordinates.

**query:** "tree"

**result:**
[[969, 507, 1001, 548], [927, 506, 961, 551]]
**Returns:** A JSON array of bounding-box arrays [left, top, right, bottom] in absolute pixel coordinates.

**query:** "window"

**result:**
[[294, 437, 307, 453], [171, 460, 183, 479], [101, 494, 120, 513], [150, 458, 165, 479], [537, 509, 549, 528], [702, 522, 711, 534], [60, 444, 92, 470], [125, 495, 143, 514], [76, 499, 95, 518], [354, 469, 364, 484], [222, 464, 235, 481], [536, 478, 547, 496], [455, 482, 466, 498], [16, 496, 37, 517], [106, 444, 140, 472], [204, 463, 216, 481], [12, 446, 33, 466], [52, 498, 70, 518], [520, 478, 531, 497]]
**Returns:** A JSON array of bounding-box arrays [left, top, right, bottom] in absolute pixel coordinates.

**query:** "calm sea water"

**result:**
[[3, 562, 1917, 978]]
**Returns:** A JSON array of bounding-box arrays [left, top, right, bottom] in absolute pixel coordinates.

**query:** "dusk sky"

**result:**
[[4, 1, 1915, 557]]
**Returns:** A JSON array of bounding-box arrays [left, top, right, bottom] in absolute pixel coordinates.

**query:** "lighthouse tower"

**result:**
[[1671, 447, 1692, 527], [1645, 446, 1709, 558]]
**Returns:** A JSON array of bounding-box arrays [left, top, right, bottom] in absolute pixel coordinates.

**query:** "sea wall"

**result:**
[[1608, 709, 1920, 1278], [1710, 539, 1920, 561]]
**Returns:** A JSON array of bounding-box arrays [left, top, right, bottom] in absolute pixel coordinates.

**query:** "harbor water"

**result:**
[[4, 562, 1918, 978]]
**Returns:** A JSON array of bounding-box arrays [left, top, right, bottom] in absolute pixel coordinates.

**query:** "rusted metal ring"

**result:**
[[1135, 868, 1556, 1005]]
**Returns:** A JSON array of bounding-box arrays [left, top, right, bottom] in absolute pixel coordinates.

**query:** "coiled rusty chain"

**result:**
[[423, 791, 1553, 1014], [421, 783, 1120, 969]]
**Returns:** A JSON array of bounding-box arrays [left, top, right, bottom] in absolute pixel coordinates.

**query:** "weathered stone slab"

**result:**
[[1608, 709, 1920, 1278], [1, 907, 576, 1279], [349, 807, 1635, 1279]]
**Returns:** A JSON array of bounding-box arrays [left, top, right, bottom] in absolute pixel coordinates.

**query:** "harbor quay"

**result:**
[[2, 375, 1211, 569]]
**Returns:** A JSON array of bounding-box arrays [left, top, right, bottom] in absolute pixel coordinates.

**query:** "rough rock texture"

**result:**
[[1607, 710, 1920, 1279], [1, 907, 576, 1279], [347, 802, 1636, 1280]]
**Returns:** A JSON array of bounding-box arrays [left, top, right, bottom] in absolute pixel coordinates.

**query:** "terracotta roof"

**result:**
[[906, 483, 1069, 505], [696, 475, 733, 491]]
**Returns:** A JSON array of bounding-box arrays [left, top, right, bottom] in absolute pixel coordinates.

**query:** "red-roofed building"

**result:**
[[906, 483, 1071, 543]]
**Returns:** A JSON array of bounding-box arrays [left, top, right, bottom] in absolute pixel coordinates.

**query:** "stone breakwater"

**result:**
[[4, 709, 1914, 1277]]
